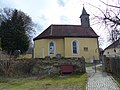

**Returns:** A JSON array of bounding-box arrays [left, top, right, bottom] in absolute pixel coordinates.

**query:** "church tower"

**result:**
[[80, 7, 90, 27]]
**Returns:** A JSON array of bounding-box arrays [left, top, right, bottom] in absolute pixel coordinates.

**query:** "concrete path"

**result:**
[[86, 64, 120, 90]]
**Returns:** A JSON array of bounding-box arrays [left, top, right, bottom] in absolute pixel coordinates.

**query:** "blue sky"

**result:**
[[0, 0, 116, 49]]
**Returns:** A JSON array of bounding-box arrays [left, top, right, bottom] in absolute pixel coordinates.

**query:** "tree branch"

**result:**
[[99, 0, 120, 8], [104, 17, 120, 25]]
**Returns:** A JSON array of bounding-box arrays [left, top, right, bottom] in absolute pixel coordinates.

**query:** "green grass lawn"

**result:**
[[0, 73, 88, 90], [85, 63, 93, 67]]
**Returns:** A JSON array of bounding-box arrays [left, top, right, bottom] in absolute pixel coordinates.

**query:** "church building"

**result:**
[[33, 7, 100, 62]]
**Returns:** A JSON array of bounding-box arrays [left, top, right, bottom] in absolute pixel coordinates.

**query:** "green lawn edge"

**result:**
[[0, 73, 88, 90]]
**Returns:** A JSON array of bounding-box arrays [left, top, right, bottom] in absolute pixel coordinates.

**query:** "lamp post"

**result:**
[[94, 48, 99, 73]]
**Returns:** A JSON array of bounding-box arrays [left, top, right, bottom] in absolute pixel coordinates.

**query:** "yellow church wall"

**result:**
[[64, 38, 99, 62], [34, 37, 99, 62], [34, 39, 45, 58], [34, 39, 64, 58]]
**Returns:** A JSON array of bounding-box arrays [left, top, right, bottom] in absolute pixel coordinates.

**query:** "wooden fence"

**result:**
[[104, 56, 120, 78]]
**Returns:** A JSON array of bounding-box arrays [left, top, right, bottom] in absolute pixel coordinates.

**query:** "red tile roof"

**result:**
[[33, 24, 99, 41]]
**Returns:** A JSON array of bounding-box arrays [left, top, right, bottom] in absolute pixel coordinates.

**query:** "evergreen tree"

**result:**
[[0, 8, 34, 54]]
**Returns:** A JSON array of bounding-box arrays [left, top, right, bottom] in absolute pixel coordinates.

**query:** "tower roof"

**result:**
[[80, 7, 90, 27], [82, 7, 87, 14], [82, 7, 89, 15]]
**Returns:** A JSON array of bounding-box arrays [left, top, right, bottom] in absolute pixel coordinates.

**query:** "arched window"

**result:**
[[49, 42, 55, 54], [72, 41, 78, 54]]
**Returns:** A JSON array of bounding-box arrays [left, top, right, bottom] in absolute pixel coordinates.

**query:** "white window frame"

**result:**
[[71, 40, 79, 55], [48, 41, 56, 55]]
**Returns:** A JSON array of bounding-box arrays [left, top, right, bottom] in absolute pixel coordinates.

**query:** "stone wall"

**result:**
[[0, 57, 86, 77]]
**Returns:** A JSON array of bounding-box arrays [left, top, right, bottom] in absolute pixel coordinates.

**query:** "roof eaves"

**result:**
[[33, 35, 98, 41], [104, 39, 120, 50]]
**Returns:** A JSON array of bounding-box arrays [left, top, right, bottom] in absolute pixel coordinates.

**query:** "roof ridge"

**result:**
[[51, 24, 82, 26]]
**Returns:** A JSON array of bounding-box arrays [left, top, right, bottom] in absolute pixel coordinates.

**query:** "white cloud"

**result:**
[[0, 0, 15, 8], [60, 15, 71, 24], [0, 0, 116, 49], [57, 0, 70, 7]]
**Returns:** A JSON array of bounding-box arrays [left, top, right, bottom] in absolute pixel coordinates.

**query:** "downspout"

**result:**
[[42, 48, 44, 58], [97, 37, 100, 60], [33, 41, 35, 58]]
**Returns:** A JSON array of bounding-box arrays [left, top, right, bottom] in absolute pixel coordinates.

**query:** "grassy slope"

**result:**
[[0, 73, 88, 90], [112, 75, 120, 88]]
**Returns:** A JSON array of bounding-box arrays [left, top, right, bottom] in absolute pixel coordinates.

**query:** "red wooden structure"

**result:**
[[60, 65, 73, 75]]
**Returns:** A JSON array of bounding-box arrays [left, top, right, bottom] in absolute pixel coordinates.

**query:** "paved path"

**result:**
[[86, 64, 120, 90]]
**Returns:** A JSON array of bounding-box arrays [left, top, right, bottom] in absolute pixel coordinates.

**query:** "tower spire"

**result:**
[[82, 7, 88, 15], [80, 7, 90, 27]]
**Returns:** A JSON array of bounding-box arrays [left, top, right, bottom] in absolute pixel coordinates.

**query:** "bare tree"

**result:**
[[83, 0, 120, 43], [98, 0, 120, 42], [99, 0, 120, 42]]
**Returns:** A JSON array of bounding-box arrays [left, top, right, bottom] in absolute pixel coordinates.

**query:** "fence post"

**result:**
[[80, 56, 86, 72], [93, 60, 96, 73], [102, 55, 107, 71]]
